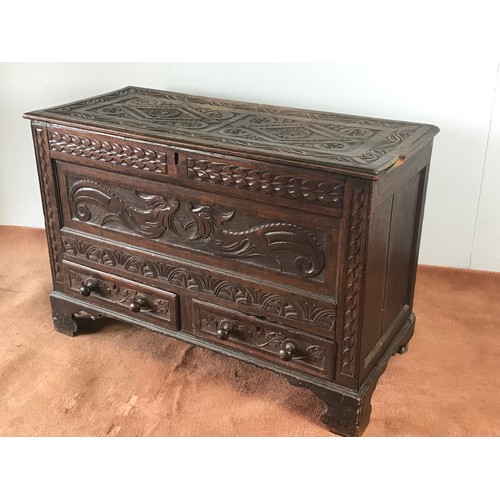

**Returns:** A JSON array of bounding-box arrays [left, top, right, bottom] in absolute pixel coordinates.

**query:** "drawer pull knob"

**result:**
[[279, 341, 299, 361], [130, 297, 149, 312], [216, 323, 235, 340], [79, 279, 98, 297]]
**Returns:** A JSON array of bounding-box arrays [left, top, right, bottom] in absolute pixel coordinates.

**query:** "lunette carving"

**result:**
[[199, 310, 326, 366], [48, 130, 167, 172], [68, 178, 325, 279], [62, 236, 336, 332], [187, 158, 344, 208], [341, 186, 367, 376], [67, 269, 171, 317], [34, 126, 63, 283]]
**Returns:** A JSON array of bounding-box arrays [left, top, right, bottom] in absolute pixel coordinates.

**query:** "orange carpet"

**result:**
[[0, 225, 498, 436]]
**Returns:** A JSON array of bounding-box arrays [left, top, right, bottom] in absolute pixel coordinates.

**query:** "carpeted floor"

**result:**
[[0, 225, 499, 436]]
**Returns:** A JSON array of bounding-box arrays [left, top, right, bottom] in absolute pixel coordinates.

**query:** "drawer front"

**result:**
[[56, 160, 340, 297], [63, 264, 179, 330], [192, 299, 335, 379]]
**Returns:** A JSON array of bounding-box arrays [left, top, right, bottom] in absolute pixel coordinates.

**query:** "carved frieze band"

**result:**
[[34, 126, 63, 283], [199, 309, 326, 370], [62, 236, 336, 332], [187, 158, 344, 208], [48, 130, 167, 172], [341, 186, 367, 376]]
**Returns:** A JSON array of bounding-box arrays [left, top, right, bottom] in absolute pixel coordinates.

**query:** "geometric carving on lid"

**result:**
[[24, 86, 439, 174]]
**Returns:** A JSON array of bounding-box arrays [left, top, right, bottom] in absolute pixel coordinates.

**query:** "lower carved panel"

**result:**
[[62, 235, 336, 337]]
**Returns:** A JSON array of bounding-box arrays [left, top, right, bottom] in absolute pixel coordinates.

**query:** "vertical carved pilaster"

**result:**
[[33, 125, 63, 284], [341, 185, 368, 377]]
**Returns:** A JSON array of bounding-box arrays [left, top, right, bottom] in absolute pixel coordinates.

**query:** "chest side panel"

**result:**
[[359, 143, 433, 383]]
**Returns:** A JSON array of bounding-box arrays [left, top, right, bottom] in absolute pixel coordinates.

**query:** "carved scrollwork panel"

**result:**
[[66, 176, 326, 280]]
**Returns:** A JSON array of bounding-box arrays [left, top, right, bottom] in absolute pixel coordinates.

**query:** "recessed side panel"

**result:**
[[381, 172, 423, 332], [358, 195, 393, 369], [359, 144, 432, 383]]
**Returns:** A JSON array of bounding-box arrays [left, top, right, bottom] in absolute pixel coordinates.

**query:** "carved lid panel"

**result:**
[[24, 86, 439, 176]]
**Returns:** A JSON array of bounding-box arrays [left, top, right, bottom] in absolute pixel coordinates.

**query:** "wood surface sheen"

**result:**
[[25, 87, 439, 436]]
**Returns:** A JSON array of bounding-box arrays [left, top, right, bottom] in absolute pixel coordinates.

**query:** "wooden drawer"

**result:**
[[63, 263, 179, 330], [56, 160, 340, 298], [191, 299, 335, 379]]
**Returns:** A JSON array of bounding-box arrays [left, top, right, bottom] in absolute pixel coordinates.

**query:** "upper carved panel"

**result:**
[[25, 86, 439, 174], [66, 176, 326, 280]]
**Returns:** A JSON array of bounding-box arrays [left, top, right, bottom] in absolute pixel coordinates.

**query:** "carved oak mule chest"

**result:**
[[24, 87, 439, 436]]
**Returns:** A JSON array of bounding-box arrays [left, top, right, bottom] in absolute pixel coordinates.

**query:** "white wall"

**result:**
[[470, 66, 500, 271], [1, 62, 499, 271]]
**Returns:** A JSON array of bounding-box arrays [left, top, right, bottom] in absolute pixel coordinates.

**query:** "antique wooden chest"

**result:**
[[24, 87, 439, 436]]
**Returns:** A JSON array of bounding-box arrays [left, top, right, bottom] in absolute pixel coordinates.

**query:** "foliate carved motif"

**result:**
[[62, 237, 336, 332], [34, 127, 63, 283], [187, 158, 344, 207], [199, 310, 326, 366], [68, 178, 325, 279], [43, 87, 425, 167], [67, 269, 171, 317], [341, 186, 367, 376], [48, 130, 167, 172]]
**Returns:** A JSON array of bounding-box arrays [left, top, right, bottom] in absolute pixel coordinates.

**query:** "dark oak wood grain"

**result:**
[[25, 88, 439, 436]]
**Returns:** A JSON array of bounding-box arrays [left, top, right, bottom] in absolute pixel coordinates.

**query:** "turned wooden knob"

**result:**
[[130, 297, 149, 312], [79, 279, 98, 296], [279, 341, 299, 361], [216, 323, 235, 340]]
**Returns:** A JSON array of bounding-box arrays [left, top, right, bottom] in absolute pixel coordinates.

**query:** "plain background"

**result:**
[[1, 62, 500, 272]]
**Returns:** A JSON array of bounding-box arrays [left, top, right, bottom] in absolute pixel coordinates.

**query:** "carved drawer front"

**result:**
[[47, 126, 174, 179], [192, 299, 335, 380], [63, 264, 179, 330], [184, 151, 344, 217], [57, 161, 340, 297]]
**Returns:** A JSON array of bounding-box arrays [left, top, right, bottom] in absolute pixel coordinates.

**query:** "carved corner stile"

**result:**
[[337, 180, 370, 386], [32, 123, 64, 287]]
